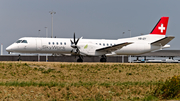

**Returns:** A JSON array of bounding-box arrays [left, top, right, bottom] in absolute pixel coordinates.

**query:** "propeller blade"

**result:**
[[74, 32, 76, 43], [70, 40, 73, 44], [75, 38, 80, 45]]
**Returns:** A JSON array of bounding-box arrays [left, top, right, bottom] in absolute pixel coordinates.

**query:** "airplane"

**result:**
[[6, 16, 174, 62]]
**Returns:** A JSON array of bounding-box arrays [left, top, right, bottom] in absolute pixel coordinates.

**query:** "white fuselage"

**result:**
[[6, 34, 168, 56]]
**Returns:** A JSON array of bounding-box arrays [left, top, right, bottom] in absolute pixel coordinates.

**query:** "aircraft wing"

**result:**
[[96, 42, 133, 52], [151, 36, 174, 46]]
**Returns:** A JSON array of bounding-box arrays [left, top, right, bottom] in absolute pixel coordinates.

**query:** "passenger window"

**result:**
[[110, 44, 112, 46], [99, 43, 101, 45], [49, 42, 51, 45], [16, 40, 22, 43], [60, 42, 62, 45], [64, 42, 66, 45], [56, 42, 58, 45], [53, 42, 54, 45], [22, 40, 28, 43], [107, 43, 109, 46], [103, 43, 105, 46]]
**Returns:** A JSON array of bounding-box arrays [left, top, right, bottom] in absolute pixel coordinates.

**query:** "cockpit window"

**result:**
[[16, 40, 22, 43], [21, 40, 28, 43], [15, 40, 28, 43]]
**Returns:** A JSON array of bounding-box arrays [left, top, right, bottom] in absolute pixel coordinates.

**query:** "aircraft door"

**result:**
[[36, 39, 42, 50]]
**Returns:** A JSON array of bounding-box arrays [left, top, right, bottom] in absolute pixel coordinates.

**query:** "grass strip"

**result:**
[[0, 81, 163, 88], [0, 81, 65, 88]]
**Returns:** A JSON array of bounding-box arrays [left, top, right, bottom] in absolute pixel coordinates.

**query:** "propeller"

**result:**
[[70, 32, 80, 48], [70, 32, 81, 53]]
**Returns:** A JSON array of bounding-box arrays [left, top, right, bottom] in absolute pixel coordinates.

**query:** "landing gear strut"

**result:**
[[100, 55, 107, 62], [77, 55, 83, 62], [17, 54, 21, 61]]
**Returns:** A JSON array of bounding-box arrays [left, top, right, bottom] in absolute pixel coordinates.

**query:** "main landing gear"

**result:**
[[76, 55, 107, 62], [77, 55, 83, 62], [100, 55, 107, 62]]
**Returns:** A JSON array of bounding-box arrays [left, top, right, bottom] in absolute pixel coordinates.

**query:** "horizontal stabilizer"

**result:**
[[151, 36, 174, 46], [96, 42, 133, 52]]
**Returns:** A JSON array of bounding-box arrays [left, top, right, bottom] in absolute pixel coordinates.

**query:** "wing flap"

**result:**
[[151, 36, 174, 46], [96, 42, 133, 52]]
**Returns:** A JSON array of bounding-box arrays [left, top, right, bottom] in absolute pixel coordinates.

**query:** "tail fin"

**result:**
[[150, 17, 169, 35]]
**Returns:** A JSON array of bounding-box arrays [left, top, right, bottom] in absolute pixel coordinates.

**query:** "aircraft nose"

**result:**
[[6, 44, 15, 52], [6, 46, 12, 52]]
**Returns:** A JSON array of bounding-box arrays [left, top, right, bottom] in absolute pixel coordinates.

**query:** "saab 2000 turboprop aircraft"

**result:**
[[6, 17, 174, 62]]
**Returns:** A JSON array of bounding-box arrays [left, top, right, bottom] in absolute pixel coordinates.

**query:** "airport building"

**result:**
[[133, 50, 180, 63]]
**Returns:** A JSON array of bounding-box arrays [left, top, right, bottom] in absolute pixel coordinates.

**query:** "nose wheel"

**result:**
[[17, 54, 21, 61], [100, 55, 107, 62]]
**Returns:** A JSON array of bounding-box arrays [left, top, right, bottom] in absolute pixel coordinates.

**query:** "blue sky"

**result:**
[[0, 0, 180, 54]]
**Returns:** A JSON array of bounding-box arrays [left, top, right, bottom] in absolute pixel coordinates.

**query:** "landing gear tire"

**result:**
[[77, 58, 83, 62], [100, 58, 106, 62], [100, 55, 107, 62], [77, 55, 83, 62]]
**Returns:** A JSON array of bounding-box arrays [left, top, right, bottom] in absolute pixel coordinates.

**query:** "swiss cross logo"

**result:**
[[158, 24, 165, 33], [150, 17, 169, 35]]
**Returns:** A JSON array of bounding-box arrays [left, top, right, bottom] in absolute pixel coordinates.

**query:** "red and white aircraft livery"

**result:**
[[6, 17, 174, 62]]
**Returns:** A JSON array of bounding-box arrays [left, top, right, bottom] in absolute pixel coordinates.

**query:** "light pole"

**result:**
[[38, 30, 41, 62], [45, 27, 48, 38], [128, 30, 131, 63], [1, 44, 3, 55], [122, 32, 125, 38], [122, 32, 125, 63], [45, 27, 48, 62], [49, 10, 56, 38], [128, 30, 131, 37], [38, 30, 41, 37]]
